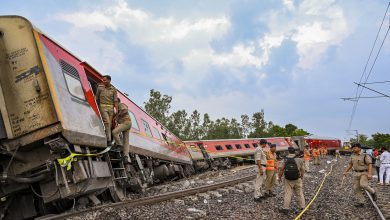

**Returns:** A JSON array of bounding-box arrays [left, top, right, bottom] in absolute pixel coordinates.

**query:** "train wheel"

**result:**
[[109, 181, 126, 202], [52, 199, 74, 213], [225, 159, 232, 169]]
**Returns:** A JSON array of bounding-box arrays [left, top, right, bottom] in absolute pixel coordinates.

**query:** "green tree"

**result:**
[[240, 114, 251, 138], [229, 118, 243, 138], [285, 124, 298, 136], [144, 89, 172, 126], [248, 110, 268, 138], [188, 110, 202, 140], [371, 133, 390, 149], [291, 128, 310, 136], [201, 113, 212, 139], [207, 118, 231, 139], [166, 110, 190, 140], [267, 124, 287, 137]]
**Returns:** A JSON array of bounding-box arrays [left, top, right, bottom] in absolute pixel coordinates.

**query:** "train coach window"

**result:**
[[225, 144, 233, 150], [235, 144, 242, 149], [141, 119, 153, 137], [215, 145, 223, 151], [244, 144, 251, 149], [152, 127, 161, 140], [60, 60, 86, 101], [128, 111, 139, 130], [252, 143, 258, 148]]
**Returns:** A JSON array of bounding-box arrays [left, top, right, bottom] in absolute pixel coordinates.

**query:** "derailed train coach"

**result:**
[[0, 16, 194, 219], [184, 137, 299, 170]]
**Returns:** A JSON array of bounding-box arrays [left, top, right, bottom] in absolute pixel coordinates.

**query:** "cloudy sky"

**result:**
[[2, 0, 389, 141]]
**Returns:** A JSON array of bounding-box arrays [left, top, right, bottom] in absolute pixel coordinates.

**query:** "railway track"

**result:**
[[37, 174, 256, 220], [367, 185, 390, 220]]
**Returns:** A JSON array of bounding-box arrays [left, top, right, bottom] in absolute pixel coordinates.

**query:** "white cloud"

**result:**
[[283, 0, 295, 11], [259, 0, 350, 70]]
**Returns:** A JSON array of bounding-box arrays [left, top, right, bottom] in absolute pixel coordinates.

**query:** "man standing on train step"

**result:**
[[265, 144, 278, 197], [112, 98, 132, 163], [303, 145, 311, 172], [312, 146, 320, 165], [95, 75, 118, 146], [253, 139, 268, 201], [279, 147, 305, 214], [343, 143, 377, 206]]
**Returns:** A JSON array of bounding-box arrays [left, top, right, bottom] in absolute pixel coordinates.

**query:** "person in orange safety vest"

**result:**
[[303, 145, 311, 172], [312, 146, 320, 165], [265, 144, 278, 197]]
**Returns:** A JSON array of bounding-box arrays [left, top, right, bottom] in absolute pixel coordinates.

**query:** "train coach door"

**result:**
[[197, 143, 210, 160]]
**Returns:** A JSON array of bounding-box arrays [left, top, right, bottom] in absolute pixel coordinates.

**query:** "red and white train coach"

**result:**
[[0, 15, 192, 219], [303, 136, 341, 154], [184, 137, 298, 170]]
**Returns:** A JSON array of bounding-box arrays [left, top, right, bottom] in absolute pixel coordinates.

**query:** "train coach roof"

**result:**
[[22, 15, 183, 142], [183, 137, 292, 143], [305, 135, 341, 141]]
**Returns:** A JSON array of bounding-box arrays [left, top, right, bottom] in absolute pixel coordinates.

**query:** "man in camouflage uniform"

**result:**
[[95, 75, 118, 145], [254, 139, 268, 201], [112, 98, 132, 163], [343, 143, 377, 207]]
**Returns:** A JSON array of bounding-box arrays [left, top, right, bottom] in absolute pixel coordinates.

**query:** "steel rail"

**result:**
[[37, 174, 256, 220], [365, 190, 386, 220]]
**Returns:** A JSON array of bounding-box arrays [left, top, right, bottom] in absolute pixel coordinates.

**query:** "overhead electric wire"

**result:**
[[354, 82, 390, 98], [347, 2, 390, 130], [341, 95, 387, 101], [363, 80, 390, 84]]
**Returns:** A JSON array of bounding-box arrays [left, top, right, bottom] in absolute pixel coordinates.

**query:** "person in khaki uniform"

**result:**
[[95, 75, 118, 145], [312, 146, 320, 165], [343, 143, 377, 206], [265, 144, 278, 197], [279, 147, 305, 214], [112, 98, 132, 162], [303, 145, 311, 172], [253, 139, 268, 201]]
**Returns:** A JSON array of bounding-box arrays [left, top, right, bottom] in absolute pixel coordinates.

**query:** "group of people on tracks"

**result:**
[[254, 140, 382, 214]]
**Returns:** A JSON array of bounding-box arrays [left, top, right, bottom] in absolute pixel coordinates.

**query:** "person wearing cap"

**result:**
[[265, 143, 278, 197], [253, 139, 268, 201], [312, 146, 320, 165], [343, 143, 377, 206], [279, 146, 305, 214], [303, 145, 311, 172], [95, 75, 119, 146]]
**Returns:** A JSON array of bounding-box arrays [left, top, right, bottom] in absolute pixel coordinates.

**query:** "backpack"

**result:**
[[284, 157, 300, 180]]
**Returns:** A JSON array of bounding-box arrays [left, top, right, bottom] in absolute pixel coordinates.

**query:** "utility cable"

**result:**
[[348, 2, 390, 129]]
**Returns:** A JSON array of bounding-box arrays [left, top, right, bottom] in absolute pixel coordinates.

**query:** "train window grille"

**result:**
[[252, 143, 258, 148], [244, 144, 251, 149], [152, 127, 161, 139], [141, 119, 153, 137], [235, 144, 242, 149], [128, 111, 139, 130], [215, 145, 223, 151], [60, 60, 86, 101], [225, 144, 233, 150]]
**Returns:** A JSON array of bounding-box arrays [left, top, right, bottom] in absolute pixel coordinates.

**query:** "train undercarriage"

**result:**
[[0, 135, 194, 220]]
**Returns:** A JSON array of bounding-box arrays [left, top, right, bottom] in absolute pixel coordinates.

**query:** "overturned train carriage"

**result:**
[[185, 137, 299, 170], [0, 16, 192, 219]]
